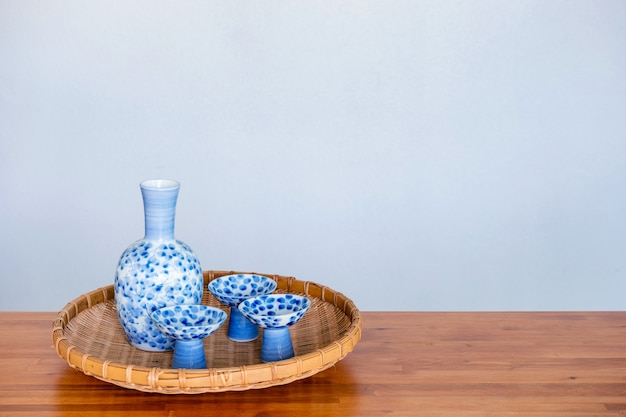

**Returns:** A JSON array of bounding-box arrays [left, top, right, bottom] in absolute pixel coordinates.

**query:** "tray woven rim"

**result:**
[[52, 270, 362, 394]]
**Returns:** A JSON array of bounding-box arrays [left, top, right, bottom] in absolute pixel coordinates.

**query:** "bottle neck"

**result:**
[[140, 180, 179, 241]]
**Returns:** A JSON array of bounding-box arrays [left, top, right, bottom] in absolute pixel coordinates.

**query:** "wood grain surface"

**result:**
[[1, 311, 625, 416]]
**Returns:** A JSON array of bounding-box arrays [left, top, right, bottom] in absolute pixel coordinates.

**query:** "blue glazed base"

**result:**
[[227, 307, 259, 342], [260, 327, 294, 363], [172, 339, 207, 369]]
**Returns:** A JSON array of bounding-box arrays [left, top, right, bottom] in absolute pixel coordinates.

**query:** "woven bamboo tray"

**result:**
[[52, 270, 362, 394]]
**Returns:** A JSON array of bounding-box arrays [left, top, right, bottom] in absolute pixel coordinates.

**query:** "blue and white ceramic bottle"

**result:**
[[114, 179, 203, 351]]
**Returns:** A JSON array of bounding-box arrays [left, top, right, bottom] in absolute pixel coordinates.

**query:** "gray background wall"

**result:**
[[1, 1, 625, 311]]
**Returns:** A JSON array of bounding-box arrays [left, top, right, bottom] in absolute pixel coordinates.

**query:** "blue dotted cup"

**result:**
[[208, 274, 277, 342], [151, 304, 227, 369], [238, 294, 311, 362]]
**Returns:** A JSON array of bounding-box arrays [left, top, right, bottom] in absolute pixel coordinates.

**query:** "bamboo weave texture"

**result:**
[[52, 270, 362, 393]]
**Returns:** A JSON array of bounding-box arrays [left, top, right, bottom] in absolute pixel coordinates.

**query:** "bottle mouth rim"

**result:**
[[140, 179, 179, 190]]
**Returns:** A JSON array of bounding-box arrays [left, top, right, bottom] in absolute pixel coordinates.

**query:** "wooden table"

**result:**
[[1, 311, 625, 416]]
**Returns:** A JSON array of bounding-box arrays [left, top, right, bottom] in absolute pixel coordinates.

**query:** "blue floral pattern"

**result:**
[[208, 274, 277, 307], [151, 304, 226, 340], [238, 294, 311, 329], [114, 239, 203, 351]]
